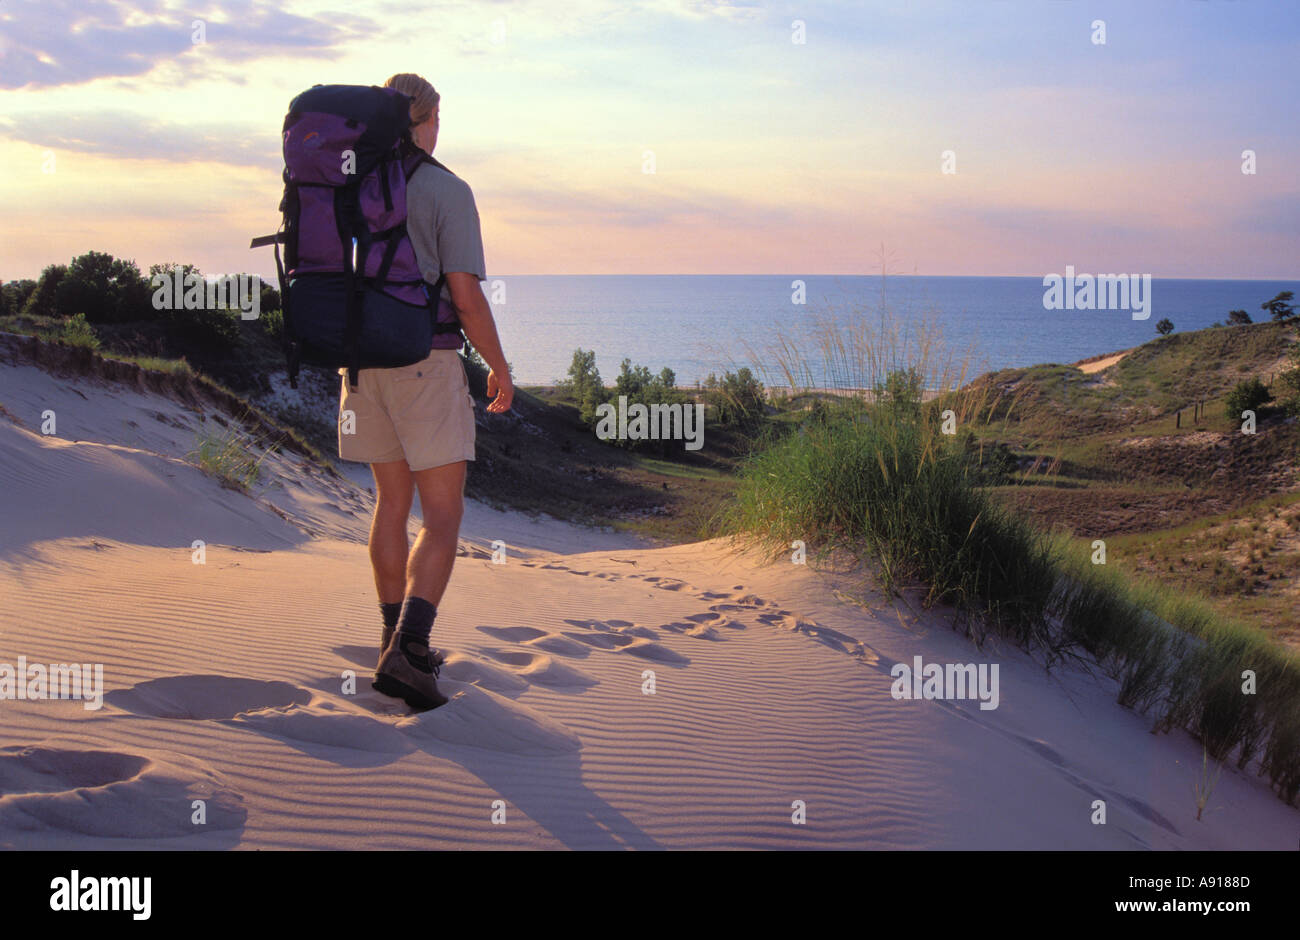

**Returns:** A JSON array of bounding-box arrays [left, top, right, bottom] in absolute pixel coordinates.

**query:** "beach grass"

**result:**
[[727, 306, 1300, 806], [186, 421, 281, 492]]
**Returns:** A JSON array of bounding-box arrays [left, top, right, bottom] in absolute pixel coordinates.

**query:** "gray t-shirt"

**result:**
[[405, 162, 486, 302]]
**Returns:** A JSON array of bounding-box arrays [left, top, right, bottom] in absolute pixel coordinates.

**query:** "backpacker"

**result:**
[[251, 83, 464, 389]]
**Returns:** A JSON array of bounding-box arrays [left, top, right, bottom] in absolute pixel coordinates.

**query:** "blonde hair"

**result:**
[[384, 73, 440, 129]]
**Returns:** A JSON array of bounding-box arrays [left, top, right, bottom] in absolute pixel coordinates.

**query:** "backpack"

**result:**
[[250, 83, 464, 389]]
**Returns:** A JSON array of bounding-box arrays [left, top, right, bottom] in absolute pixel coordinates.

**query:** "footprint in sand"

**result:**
[[658, 621, 725, 641], [477, 625, 548, 643], [105, 675, 312, 720], [480, 649, 599, 689], [0, 744, 245, 838], [438, 653, 531, 694], [108, 675, 413, 754], [562, 631, 690, 665], [618, 638, 690, 665], [476, 626, 592, 659], [564, 631, 638, 650], [685, 611, 744, 630], [228, 702, 412, 754], [750, 612, 874, 661], [563, 618, 658, 639], [703, 591, 776, 611], [707, 603, 754, 613], [641, 576, 686, 591]]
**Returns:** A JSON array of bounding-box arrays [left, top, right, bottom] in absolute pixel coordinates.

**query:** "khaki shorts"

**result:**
[[337, 349, 476, 471]]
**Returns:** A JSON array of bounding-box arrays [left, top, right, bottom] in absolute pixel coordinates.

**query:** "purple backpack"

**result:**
[[251, 84, 463, 388]]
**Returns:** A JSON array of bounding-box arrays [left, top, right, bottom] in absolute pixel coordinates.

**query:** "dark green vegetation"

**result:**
[[4, 252, 285, 398]]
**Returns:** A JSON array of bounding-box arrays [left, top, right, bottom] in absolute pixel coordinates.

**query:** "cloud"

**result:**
[[647, 0, 765, 22], [0, 0, 375, 90], [0, 110, 278, 167]]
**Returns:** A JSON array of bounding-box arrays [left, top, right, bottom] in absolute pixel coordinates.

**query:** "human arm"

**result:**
[[447, 271, 513, 413]]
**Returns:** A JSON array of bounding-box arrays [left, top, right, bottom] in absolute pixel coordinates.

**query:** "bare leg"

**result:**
[[406, 460, 467, 605], [369, 460, 415, 604]]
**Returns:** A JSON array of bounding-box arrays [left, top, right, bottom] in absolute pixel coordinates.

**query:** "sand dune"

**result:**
[[0, 357, 1296, 849], [1076, 350, 1131, 374]]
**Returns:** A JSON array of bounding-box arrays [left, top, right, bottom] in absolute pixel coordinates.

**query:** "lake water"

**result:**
[[483, 275, 1300, 387]]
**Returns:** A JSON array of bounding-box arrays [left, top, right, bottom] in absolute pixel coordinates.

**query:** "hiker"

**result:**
[[339, 72, 514, 710]]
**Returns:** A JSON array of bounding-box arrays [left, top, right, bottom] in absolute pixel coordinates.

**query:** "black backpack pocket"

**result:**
[[288, 273, 434, 370]]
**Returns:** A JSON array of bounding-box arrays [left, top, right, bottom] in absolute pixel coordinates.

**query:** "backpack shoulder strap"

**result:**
[[426, 156, 455, 176], [399, 139, 456, 181]]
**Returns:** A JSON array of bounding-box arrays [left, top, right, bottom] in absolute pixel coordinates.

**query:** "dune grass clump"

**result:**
[[732, 307, 1059, 647], [727, 303, 1300, 806], [731, 390, 1060, 648], [60, 313, 100, 350], [187, 422, 280, 492]]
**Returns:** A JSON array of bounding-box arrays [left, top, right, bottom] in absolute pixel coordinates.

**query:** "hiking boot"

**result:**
[[373, 634, 450, 711], [380, 625, 446, 666]]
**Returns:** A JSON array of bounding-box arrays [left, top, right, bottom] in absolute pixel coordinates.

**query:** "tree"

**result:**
[[57, 250, 150, 323], [259, 281, 281, 314], [0, 279, 36, 317], [145, 261, 238, 350], [704, 367, 766, 428], [1227, 309, 1252, 326], [873, 366, 925, 424], [559, 348, 604, 426], [604, 357, 688, 453], [613, 358, 653, 399], [1262, 291, 1296, 322], [1224, 377, 1272, 420], [20, 263, 67, 318], [1156, 318, 1174, 336]]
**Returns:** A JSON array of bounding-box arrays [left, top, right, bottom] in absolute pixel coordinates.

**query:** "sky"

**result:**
[[1, 0, 1297, 282]]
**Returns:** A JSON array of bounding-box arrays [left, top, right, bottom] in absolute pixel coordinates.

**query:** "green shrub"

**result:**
[[1224, 377, 1272, 420], [602, 358, 689, 452], [558, 348, 605, 426], [60, 313, 99, 350], [704, 367, 766, 428], [261, 307, 284, 345]]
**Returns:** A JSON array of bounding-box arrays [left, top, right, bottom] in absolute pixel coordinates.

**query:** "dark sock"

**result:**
[[380, 602, 402, 630], [397, 596, 436, 644]]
